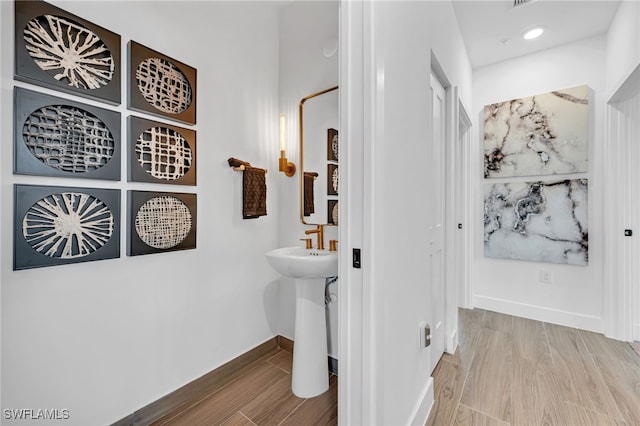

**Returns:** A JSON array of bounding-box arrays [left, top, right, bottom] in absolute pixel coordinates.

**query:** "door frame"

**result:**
[[456, 99, 473, 311], [429, 69, 448, 370], [338, 4, 475, 423], [338, 0, 377, 423], [432, 53, 470, 357], [604, 62, 640, 342]]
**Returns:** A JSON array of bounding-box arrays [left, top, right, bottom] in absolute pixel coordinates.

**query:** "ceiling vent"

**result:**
[[513, 0, 536, 7]]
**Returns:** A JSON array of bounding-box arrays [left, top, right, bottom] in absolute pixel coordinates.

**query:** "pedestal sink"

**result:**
[[265, 246, 338, 398]]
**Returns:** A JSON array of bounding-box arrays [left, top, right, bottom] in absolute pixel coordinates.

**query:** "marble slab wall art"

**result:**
[[484, 85, 589, 178], [484, 179, 588, 266], [15, 0, 121, 104]]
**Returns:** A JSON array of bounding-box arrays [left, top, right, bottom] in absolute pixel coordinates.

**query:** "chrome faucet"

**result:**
[[304, 224, 324, 250]]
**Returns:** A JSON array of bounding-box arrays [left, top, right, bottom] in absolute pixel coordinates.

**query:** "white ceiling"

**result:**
[[451, 0, 622, 69]]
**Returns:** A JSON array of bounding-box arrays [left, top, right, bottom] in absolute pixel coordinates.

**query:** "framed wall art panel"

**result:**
[[127, 191, 197, 256], [328, 200, 338, 225], [327, 164, 338, 196], [128, 116, 196, 186], [128, 41, 197, 125], [484, 85, 589, 178], [15, 0, 121, 104], [14, 87, 121, 180], [14, 184, 121, 270], [484, 179, 588, 266], [327, 128, 338, 162]]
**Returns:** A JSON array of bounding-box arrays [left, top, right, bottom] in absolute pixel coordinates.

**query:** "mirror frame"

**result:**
[[299, 85, 339, 224]]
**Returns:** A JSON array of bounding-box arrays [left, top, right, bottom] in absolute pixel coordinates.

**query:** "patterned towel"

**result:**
[[303, 172, 318, 216], [243, 167, 267, 219]]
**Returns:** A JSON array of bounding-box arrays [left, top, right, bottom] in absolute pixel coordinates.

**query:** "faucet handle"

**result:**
[[300, 238, 313, 249], [329, 240, 338, 252]]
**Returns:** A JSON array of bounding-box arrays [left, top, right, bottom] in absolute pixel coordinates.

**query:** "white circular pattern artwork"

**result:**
[[135, 196, 192, 249], [332, 133, 339, 161], [22, 104, 115, 173], [332, 202, 339, 226], [23, 15, 115, 90], [136, 58, 192, 115], [332, 167, 339, 194], [22, 192, 114, 258], [135, 127, 192, 181]]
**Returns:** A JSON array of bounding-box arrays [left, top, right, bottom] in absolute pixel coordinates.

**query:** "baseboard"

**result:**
[[277, 335, 294, 353], [328, 355, 339, 375], [474, 295, 603, 333], [111, 337, 281, 426], [446, 329, 458, 355], [407, 377, 434, 426]]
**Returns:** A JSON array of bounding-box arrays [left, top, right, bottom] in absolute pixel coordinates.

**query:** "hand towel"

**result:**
[[243, 167, 267, 219], [303, 172, 318, 216]]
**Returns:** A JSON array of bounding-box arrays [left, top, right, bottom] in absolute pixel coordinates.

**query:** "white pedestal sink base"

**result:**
[[291, 277, 329, 398]]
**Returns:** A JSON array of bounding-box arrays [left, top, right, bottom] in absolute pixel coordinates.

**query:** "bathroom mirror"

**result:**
[[299, 86, 339, 225]]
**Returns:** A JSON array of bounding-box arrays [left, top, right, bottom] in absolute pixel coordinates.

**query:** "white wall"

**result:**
[[471, 35, 607, 332], [606, 0, 640, 95], [361, 1, 472, 423], [1, 1, 282, 424], [277, 1, 339, 356]]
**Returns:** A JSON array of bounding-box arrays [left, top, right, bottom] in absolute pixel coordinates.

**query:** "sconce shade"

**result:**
[[279, 113, 295, 177]]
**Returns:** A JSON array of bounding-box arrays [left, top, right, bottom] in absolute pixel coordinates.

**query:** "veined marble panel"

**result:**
[[484, 85, 589, 178], [484, 179, 588, 265]]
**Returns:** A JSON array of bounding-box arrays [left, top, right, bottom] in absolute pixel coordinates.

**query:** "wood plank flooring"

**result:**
[[427, 308, 640, 426], [152, 349, 337, 426], [137, 308, 638, 426]]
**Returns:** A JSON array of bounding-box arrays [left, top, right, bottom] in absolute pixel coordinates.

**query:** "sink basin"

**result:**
[[265, 246, 338, 279]]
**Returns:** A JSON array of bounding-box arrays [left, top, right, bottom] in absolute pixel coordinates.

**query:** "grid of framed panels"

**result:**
[[327, 128, 338, 225], [12, 0, 198, 269]]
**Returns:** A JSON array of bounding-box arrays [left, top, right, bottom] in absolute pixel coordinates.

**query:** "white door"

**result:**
[[429, 73, 447, 372]]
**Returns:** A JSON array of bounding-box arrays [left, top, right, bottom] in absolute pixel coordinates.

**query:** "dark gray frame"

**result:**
[[128, 41, 197, 125], [327, 128, 338, 162], [127, 191, 197, 256], [14, 184, 121, 270], [14, 87, 121, 180], [328, 200, 338, 225], [128, 116, 196, 186], [327, 163, 338, 196], [15, 0, 121, 105]]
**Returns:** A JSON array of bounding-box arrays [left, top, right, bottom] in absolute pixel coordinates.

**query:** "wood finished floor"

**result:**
[[152, 349, 337, 426], [427, 308, 640, 426], [147, 309, 639, 426]]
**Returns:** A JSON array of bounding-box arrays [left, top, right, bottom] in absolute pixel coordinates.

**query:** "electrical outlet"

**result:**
[[539, 270, 553, 283], [418, 322, 431, 349], [424, 324, 431, 348]]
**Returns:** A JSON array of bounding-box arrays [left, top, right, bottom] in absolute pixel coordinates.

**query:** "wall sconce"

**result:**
[[279, 113, 296, 177]]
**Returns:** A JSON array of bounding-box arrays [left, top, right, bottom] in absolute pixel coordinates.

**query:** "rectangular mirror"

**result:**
[[299, 86, 339, 225]]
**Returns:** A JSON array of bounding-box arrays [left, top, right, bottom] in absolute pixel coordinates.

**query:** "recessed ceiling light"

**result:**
[[523, 27, 544, 40]]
